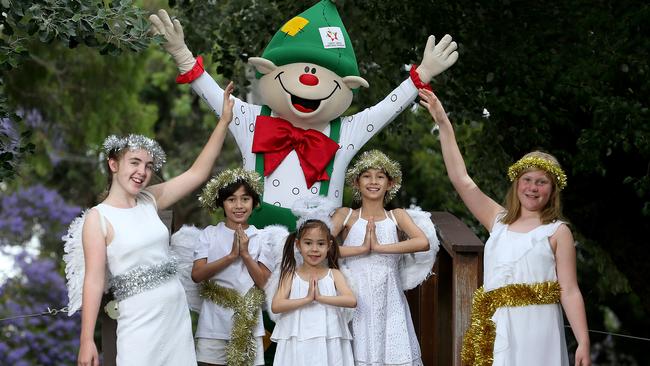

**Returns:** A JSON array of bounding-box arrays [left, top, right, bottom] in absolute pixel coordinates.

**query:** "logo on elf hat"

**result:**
[[259, 0, 359, 78]]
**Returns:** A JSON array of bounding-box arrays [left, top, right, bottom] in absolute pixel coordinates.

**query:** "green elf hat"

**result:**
[[259, 0, 360, 79]]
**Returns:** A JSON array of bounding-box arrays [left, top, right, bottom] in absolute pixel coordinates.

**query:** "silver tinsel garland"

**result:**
[[102, 134, 166, 171]]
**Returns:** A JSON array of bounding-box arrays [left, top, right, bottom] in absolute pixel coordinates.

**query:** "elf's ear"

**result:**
[[248, 57, 278, 75], [342, 76, 369, 89]]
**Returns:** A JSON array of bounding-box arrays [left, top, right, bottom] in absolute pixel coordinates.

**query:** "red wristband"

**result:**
[[409, 64, 432, 91], [175, 56, 204, 84]]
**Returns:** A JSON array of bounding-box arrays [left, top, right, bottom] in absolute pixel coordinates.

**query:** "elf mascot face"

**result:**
[[150, 1, 458, 230]]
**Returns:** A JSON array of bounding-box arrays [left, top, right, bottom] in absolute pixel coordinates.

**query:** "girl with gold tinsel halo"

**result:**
[[419, 88, 590, 366], [330, 150, 431, 366]]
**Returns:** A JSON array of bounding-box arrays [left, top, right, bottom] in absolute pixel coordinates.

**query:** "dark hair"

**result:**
[[215, 180, 261, 208], [279, 220, 339, 284]]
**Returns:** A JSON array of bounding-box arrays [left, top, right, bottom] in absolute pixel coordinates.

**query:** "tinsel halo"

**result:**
[[346, 150, 402, 203], [199, 168, 264, 212], [507, 156, 567, 190], [102, 134, 166, 171]]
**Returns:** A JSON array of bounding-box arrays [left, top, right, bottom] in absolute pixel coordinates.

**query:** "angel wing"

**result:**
[[62, 210, 110, 316], [169, 225, 203, 312], [260, 225, 291, 322], [399, 207, 440, 290]]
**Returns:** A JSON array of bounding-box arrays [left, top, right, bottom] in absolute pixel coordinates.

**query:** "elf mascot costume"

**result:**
[[150, 0, 458, 230]]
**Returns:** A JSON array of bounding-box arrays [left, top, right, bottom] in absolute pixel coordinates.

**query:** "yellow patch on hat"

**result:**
[[281, 16, 309, 36]]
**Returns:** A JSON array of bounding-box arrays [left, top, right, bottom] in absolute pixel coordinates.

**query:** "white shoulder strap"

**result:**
[[342, 207, 354, 227], [388, 210, 398, 226]]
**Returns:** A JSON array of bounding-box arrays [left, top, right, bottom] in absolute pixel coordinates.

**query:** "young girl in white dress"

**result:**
[[418, 88, 591, 366], [271, 216, 356, 366], [68, 82, 236, 366], [191, 168, 272, 366], [330, 150, 430, 366]]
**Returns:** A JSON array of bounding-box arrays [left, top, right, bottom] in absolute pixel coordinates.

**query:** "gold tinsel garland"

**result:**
[[200, 281, 265, 366], [461, 281, 562, 366], [507, 156, 567, 190], [199, 168, 264, 212], [345, 149, 402, 203]]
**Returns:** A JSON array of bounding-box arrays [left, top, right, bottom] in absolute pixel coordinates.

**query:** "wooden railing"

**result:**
[[100, 211, 483, 366]]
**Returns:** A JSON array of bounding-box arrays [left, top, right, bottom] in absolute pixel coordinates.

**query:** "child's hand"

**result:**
[[229, 231, 240, 259], [219, 81, 235, 125], [362, 217, 375, 254], [418, 88, 449, 126], [313, 277, 322, 302], [305, 276, 316, 302], [236, 225, 249, 258], [574, 343, 591, 366], [368, 218, 381, 253]]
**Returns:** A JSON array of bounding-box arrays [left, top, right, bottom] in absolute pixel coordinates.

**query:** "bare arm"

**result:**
[[371, 209, 429, 254], [418, 88, 503, 231], [271, 274, 314, 314], [237, 226, 272, 288], [554, 225, 591, 366], [78, 209, 106, 366], [314, 270, 356, 308], [147, 82, 235, 210]]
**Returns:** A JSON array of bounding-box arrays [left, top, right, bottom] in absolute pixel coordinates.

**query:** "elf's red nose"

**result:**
[[299, 73, 319, 86]]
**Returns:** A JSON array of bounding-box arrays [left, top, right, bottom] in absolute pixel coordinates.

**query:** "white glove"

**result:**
[[416, 34, 459, 84], [149, 9, 196, 74]]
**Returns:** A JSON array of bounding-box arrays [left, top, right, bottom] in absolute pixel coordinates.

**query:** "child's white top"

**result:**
[[193, 222, 273, 339], [271, 269, 353, 341], [484, 216, 569, 366]]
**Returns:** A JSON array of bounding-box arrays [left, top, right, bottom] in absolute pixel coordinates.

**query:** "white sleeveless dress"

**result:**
[[342, 209, 423, 366], [484, 216, 569, 366], [271, 269, 355, 366], [95, 191, 196, 365]]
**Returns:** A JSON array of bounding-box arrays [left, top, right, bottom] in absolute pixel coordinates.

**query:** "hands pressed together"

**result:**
[[228, 224, 250, 260]]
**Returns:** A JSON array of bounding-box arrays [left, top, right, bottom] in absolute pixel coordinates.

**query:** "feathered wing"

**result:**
[[259, 225, 290, 322], [62, 210, 109, 316], [399, 208, 441, 290], [169, 225, 203, 312]]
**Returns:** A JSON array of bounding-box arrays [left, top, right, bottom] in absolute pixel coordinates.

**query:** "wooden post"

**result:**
[[431, 212, 483, 366]]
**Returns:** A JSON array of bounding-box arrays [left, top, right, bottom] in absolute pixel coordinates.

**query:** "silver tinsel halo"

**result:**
[[102, 134, 166, 171], [346, 150, 402, 203], [199, 168, 264, 212]]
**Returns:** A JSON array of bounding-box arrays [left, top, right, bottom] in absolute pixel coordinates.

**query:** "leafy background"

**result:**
[[0, 0, 648, 364]]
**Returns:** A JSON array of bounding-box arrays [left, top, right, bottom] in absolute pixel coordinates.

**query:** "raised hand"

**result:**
[[148, 9, 195, 73], [418, 88, 449, 126], [220, 81, 235, 125], [416, 34, 459, 83]]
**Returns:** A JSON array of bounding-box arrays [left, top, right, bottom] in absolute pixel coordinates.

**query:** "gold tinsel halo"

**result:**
[[346, 150, 402, 203], [199, 168, 263, 212], [507, 156, 567, 190]]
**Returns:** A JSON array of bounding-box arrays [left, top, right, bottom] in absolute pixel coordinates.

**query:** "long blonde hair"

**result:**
[[501, 151, 565, 224]]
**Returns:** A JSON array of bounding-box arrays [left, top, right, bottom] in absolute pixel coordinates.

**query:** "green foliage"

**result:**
[[0, 0, 158, 181]]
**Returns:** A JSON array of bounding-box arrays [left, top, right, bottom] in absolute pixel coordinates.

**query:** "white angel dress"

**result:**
[[484, 217, 569, 366], [341, 208, 428, 366], [64, 191, 196, 365], [271, 269, 355, 366]]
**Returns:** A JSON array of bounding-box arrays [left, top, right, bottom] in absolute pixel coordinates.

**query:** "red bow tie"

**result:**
[[251, 116, 339, 188]]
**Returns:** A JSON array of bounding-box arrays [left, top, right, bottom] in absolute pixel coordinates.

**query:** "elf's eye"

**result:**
[[311, 68, 316, 74], [304, 66, 310, 72]]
